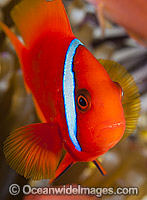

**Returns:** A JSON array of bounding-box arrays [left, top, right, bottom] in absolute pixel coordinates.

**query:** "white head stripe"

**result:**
[[63, 38, 83, 151]]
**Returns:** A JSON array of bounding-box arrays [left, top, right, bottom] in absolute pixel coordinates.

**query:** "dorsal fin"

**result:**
[[0, 22, 24, 59], [11, 0, 73, 47]]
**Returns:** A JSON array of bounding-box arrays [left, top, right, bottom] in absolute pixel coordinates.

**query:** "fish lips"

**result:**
[[78, 121, 126, 155]]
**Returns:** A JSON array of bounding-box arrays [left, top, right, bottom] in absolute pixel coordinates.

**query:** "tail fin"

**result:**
[[10, 0, 73, 47]]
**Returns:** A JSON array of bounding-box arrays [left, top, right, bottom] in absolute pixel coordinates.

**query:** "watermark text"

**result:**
[[9, 184, 139, 197]]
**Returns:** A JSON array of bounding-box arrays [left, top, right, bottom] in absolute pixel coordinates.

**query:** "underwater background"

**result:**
[[0, 0, 147, 199]]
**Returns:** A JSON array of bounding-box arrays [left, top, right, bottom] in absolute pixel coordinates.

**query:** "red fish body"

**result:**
[[23, 31, 125, 162], [0, 0, 140, 181], [22, 33, 75, 122]]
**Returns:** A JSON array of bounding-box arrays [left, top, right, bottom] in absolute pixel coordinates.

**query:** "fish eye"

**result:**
[[114, 82, 124, 100], [121, 89, 124, 98], [76, 89, 91, 112]]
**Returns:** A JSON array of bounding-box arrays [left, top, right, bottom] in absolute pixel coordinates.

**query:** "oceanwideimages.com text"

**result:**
[[9, 184, 139, 197]]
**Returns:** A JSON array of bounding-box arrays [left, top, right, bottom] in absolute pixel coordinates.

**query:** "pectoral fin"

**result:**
[[3, 123, 62, 180]]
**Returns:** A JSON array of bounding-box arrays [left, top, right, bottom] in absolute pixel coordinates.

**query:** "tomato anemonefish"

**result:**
[[0, 0, 140, 182]]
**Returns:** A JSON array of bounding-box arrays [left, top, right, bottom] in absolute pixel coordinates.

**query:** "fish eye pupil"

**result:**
[[79, 97, 86, 107], [76, 89, 91, 112], [77, 94, 89, 111]]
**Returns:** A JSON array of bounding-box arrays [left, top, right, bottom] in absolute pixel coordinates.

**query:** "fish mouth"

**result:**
[[102, 121, 126, 130], [98, 121, 126, 147], [88, 121, 126, 151], [75, 121, 126, 156]]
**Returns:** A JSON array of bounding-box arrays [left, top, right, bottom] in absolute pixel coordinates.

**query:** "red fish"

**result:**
[[0, 0, 140, 181], [86, 0, 147, 46]]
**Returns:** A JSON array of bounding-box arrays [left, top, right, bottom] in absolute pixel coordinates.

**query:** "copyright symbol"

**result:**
[[9, 184, 20, 196]]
